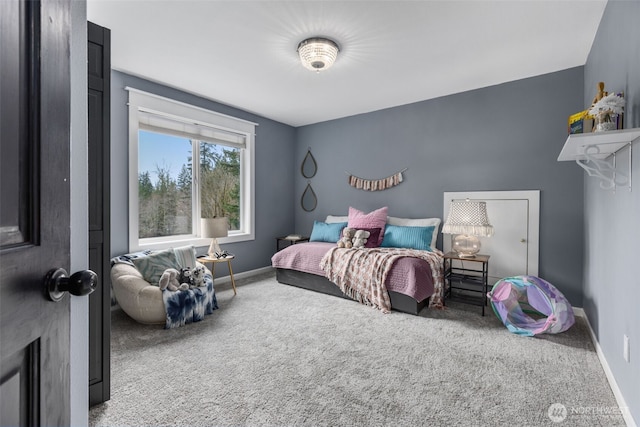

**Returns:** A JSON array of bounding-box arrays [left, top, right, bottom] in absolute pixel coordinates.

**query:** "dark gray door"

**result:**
[[1, 0, 73, 424], [88, 20, 111, 407]]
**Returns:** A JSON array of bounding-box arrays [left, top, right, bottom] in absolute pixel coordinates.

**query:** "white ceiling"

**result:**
[[87, 0, 607, 127]]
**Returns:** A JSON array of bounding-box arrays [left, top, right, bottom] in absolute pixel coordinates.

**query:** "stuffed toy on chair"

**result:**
[[337, 227, 355, 248], [352, 229, 370, 248], [159, 268, 188, 291], [178, 267, 194, 287], [190, 265, 206, 288]]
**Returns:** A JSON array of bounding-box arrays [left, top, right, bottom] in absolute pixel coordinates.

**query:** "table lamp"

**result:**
[[442, 200, 493, 258], [201, 217, 228, 257]]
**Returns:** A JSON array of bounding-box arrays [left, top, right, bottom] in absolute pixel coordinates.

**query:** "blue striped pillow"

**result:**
[[381, 225, 434, 251]]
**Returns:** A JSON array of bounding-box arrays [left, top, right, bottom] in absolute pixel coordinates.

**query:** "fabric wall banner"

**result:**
[[347, 169, 406, 191]]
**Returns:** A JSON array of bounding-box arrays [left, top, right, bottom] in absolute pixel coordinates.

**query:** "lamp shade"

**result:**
[[442, 201, 494, 237], [201, 217, 228, 239]]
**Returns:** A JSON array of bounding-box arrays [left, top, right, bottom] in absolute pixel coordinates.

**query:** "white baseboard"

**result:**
[[213, 266, 273, 286], [573, 307, 637, 427]]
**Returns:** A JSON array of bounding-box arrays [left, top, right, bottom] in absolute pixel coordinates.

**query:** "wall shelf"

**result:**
[[558, 128, 640, 191], [558, 128, 640, 161]]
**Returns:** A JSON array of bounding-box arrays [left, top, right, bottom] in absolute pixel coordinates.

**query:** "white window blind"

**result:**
[[138, 109, 247, 149], [126, 86, 256, 140]]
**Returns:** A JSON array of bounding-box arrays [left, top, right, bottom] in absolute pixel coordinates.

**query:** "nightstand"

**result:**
[[198, 255, 237, 295], [443, 252, 490, 315], [276, 235, 310, 252]]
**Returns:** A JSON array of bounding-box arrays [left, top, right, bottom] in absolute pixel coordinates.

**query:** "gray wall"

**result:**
[[295, 68, 586, 304], [583, 0, 640, 423], [110, 72, 297, 273]]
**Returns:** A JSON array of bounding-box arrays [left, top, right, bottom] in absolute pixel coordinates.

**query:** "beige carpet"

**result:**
[[90, 272, 625, 426]]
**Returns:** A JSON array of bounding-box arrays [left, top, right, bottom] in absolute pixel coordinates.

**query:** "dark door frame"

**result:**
[[87, 20, 111, 406]]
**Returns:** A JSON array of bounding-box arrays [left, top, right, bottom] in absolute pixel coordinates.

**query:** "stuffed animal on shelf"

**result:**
[[352, 229, 370, 248], [190, 264, 206, 288], [159, 268, 188, 291], [337, 227, 355, 248]]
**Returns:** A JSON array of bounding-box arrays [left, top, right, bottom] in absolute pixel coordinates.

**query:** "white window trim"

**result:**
[[127, 87, 256, 252]]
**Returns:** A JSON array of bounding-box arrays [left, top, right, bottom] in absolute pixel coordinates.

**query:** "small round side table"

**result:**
[[198, 255, 237, 295]]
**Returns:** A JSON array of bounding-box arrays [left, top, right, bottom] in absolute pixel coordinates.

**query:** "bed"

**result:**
[[271, 209, 444, 315]]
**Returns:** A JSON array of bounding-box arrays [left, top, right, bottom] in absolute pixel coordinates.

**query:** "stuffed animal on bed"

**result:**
[[159, 268, 189, 291], [337, 227, 355, 248], [352, 229, 371, 248]]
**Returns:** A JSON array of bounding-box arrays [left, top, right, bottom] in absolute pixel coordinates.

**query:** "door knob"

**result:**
[[520, 238, 527, 243], [44, 268, 98, 302]]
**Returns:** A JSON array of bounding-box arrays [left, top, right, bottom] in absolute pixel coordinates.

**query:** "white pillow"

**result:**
[[325, 215, 349, 223], [387, 216, 441, 249]]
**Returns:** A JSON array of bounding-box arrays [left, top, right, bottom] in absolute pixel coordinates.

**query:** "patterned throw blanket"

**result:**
[[320, 247, 444, 313], [162, 272, 218, 329]]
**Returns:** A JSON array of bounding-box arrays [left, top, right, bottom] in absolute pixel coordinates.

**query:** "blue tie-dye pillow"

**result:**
[[131, 249, 179, 285]]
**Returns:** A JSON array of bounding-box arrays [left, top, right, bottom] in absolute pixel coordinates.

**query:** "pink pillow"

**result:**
[[348, 206, 388, 246]]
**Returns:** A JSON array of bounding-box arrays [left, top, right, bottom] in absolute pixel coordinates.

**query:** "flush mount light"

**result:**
[[297, 37, 340, 72]]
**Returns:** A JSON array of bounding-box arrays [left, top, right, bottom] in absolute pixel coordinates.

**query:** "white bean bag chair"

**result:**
[[111, 246, 218, 327], [111, 262, 165, 325]]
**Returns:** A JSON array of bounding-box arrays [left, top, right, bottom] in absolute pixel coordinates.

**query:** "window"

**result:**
[[127, 88, 256, 251]]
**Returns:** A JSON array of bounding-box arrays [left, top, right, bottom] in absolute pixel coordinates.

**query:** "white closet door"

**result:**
[[443, 191, 539, 287], [478, 199, 529, 284]]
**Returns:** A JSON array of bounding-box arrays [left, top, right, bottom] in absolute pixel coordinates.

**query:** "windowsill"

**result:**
[[134, 232, 253, 252]]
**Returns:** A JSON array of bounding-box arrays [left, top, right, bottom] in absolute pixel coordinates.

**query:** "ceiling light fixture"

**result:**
[[297, 37, 339, 72]]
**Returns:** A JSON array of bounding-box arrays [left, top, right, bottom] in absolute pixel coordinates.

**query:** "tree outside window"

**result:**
[[138, 131, 240, 239]]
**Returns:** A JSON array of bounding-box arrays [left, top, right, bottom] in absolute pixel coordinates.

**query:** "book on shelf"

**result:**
[[568, 110, 593, 135], [284, 234, 303, 240]]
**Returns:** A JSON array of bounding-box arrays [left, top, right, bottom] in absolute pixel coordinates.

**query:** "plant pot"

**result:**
[[594, 111, 617, 132]]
